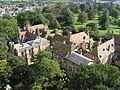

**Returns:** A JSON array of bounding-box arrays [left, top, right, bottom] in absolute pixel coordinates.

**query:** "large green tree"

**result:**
[[44, 13, 61, 29], [30, 50, 66, 89], [99, 9, 110, 30], [17, 11, 49, 28], [0, 60, 12, 88], [30, 58, 66, 90], [0, 18, 19, 39], [78, 12, 88, 23], [109, 7, 119, 19], [0, 33, 8, 52], [71, 64, 120, 90], [61, 7, 75, 26]]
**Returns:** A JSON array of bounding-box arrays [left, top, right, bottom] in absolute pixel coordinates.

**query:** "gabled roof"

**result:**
[[66, 52, 94, 65]]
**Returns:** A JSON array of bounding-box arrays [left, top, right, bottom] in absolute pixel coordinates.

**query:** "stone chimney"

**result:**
[[98, 37, 102, 46], [85, 27, 90, 36], [68, 31, 72, 41], [36, 28, 40, 37], [26, 24, 30, 32]]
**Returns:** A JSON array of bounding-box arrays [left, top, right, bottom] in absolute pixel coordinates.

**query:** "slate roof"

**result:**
[[66, 52, 94, 65]]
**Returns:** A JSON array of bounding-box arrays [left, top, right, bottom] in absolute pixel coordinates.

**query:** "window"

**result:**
[[83, 36, 86, 40], [103, 49, 105, 51], [21, 52, 24, 57], [111, 44, 114, 47], [99, 55, 102, 58]]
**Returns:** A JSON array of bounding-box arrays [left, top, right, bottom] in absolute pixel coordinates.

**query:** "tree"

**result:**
[[69, 3, 80, 13], [109, 7, 119, 19], [30, 58, 66, 89], [0, 60, 12, 88], [42, 6, 52, 13], [0, 18, 19, 39], [0, 33, 8, 52], [86, 22, 98, 31], [78, 12, 88, 23], [99, 9, 110, 30], [37, 50, 52, 61], [17, 11, 49, 28], [0, 52, 25, 69], [61, 7, 75, 26], [118, 19, 120, 27], [80, 3, 89, 12], [44, 13, 61, 29], [52, 8, 62, 17], [35, 14, 49, 25], [88, 10, 95, 20], [71, 64, 120, 90]]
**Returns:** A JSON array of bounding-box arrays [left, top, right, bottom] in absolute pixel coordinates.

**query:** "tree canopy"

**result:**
[[71, 64, 120, 90]]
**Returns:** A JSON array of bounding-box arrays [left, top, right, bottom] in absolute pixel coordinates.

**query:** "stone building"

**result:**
[[84, 38, 115, 64], [50, 31, 94, 76], [10, 24, 50, 64]]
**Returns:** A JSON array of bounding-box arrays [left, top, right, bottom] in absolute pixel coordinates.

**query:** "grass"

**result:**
[[50, 13, 120, 37]]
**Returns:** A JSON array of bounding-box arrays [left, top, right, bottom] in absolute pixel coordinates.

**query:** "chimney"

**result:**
[[98, 37, 102, 46], [85, 27, 89, 36], [36, 28, 40, 37], [68, 31, 72, 41], [26, 24, 30, 32]]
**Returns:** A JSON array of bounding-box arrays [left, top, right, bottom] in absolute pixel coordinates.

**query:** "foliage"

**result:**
[[17, 11, 49, 28], [44, 13, 61, 29], [118, 19, 120, 27], [10, 65, 34, 88], [86, 22, 98, 31], [109, 7, 119, 19], [42, 6, 52, 13], [88, 10, 95, 20], [0, 18, 19, 39], [69, 3, 80, 13], [0, 60, 12, 88], [0, 52, 25, 69], [78, 12, 88, 23], [61, 7, 75, 25], [37, 50, 52, 61], [80, 3, 89, 12], [52, 8, 62, 17], [30, 58, 66, 89], [0, 33, 8, 52], [99, 9, 110, 30], [71, 64, 120, 90]]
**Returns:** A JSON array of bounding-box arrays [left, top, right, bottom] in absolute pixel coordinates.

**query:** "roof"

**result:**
[[52, 41, 71, 57], [14, 38, 49, 50], [12, 31, 37, 43], [66, 52, 94, 65], [53, 34, 68, 42]]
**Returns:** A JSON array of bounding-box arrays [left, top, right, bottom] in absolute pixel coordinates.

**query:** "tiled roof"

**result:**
[[53, 34, 68, 42]]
